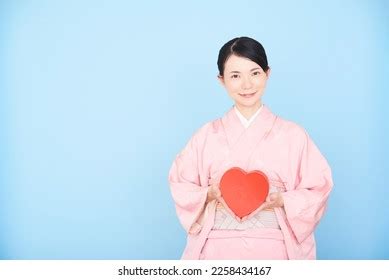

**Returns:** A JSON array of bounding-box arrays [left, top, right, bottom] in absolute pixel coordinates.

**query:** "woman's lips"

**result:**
[[239, 92, 256, 98]]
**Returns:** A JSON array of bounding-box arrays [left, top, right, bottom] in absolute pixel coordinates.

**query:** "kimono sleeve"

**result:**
[[168, 131, 209, 234], [282, 129, 333, 244]]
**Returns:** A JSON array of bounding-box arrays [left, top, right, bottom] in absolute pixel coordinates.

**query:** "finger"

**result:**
[[216, 196, 226, 205], [217, 197, 244, 222], [266, 194, 274, 202], [218, 198, 235, 216], [261, 201, 272, 210]]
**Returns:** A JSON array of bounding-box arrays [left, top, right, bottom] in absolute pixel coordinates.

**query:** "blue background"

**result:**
[[1, 0, 388, 259]]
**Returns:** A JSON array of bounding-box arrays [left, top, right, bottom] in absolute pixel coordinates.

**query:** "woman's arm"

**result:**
[[281, 129, 333, 243], [168, 132, 210, 234]]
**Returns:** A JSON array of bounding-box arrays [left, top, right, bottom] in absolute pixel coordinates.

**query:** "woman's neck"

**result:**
[[235, 102, 262, 120]]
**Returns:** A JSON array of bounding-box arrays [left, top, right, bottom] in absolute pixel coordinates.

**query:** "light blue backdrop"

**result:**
[[1, 0, 388, 259]]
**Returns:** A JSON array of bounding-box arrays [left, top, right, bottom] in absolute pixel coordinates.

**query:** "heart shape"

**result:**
[[220, 167, 269, 218]]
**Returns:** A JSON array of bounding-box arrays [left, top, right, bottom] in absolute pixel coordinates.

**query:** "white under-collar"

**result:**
[[234, 104, 263, 128]]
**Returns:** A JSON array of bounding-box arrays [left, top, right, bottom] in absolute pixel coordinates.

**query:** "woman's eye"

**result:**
[[231, 74, 239, 79], [252, 71, 261, 76]]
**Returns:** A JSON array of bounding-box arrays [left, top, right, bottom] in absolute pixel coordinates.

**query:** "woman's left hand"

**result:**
[[262, 192, 284, 209]]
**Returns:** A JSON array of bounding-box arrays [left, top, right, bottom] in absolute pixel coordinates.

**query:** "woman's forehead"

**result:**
[[224, 54, 260, 71]]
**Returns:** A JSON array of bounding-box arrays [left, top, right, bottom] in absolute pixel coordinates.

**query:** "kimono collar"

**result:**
[[234, 104, 263, 128], [221, 104, 276, 150]]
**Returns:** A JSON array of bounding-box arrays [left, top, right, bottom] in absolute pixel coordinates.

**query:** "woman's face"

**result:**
[[218, 54, 270, 109]]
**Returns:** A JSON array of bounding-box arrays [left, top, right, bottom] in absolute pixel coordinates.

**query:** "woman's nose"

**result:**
[[241, 76, 253, 89]]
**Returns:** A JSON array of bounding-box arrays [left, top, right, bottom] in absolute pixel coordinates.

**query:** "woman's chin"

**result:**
[[235, 99, 261, 108]]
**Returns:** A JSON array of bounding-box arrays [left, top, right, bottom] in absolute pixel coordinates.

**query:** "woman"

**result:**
[[168, 37, 333, 260]]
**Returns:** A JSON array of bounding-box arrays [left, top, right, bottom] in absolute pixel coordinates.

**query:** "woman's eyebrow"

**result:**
[[229, 67, 261, 73]]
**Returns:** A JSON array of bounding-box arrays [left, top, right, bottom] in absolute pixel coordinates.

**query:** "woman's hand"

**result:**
[[208, 184, 243, 222], [206, 183, 221, 203], [190, 184, 222, 234], [207, 185, 286, 223], [263, 192, 284, 209], [216, 196, 243, 222]]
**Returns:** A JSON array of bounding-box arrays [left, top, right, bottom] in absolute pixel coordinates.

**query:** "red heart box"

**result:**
[[220, 167, 269, 218]]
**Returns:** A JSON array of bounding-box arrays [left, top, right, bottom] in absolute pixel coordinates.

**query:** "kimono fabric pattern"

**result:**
[[168, 105, 333, 260]]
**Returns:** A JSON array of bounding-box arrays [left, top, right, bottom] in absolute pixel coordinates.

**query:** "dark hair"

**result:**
[[217, 37, 269, 76]]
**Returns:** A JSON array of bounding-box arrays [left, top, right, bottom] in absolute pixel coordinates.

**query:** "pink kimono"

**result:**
[[168, 105, 333, 259]]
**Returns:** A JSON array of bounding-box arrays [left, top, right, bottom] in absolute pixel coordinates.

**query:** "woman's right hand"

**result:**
[[209, 184, 242, 222], [206, 183, 221, 203], [207, 183, 243, 222]]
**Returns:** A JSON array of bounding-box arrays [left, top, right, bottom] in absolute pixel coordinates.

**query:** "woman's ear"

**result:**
[[217, 75, 225, 86], [266, 67, 271, 78]]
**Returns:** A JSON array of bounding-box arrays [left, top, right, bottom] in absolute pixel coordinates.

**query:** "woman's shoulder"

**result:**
[[191, 117, 223, 139], [274, 114, 310, 142]]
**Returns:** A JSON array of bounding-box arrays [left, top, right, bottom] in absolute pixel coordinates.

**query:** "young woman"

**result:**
[[168, 37, 333, 260]]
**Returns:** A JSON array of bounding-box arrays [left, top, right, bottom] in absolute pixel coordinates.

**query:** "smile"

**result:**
[[239, 92, 256, 98]]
